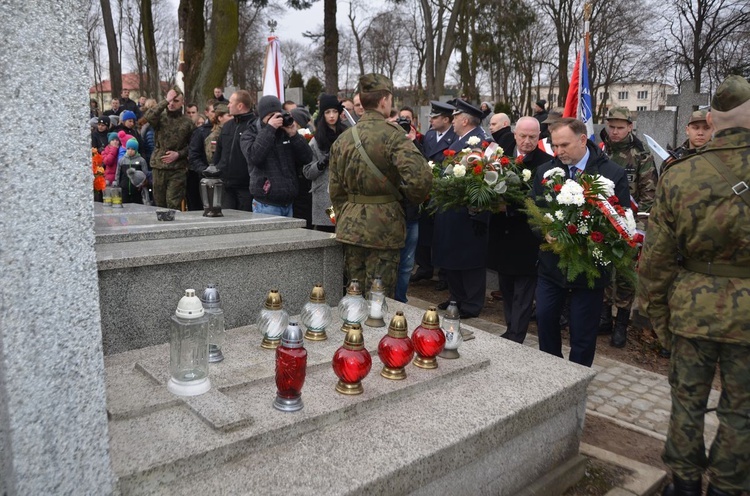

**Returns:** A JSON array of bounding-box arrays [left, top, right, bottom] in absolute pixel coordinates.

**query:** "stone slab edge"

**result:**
[[580, 443, 667, 496], [587, 409, 668, 442], [516, 454, 588, 496]]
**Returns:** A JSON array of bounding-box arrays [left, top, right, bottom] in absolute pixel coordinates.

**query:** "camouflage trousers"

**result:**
[[343, 244, 400, 299], [152, 168, 187, 210], [665, 335, 750, 492], [604, 263, 635, 310]]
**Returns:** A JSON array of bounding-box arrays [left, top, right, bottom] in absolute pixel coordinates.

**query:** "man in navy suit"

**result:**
[[433, 99, 494, 318], [532, 118, 630, 367], [412, 101, 459, 286]]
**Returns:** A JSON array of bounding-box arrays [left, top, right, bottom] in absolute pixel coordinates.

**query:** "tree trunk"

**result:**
[[179, 0, 205, 99], [100, 0, 122, 98], [141, 0, 160, 97], [323, 0, 338, 93]]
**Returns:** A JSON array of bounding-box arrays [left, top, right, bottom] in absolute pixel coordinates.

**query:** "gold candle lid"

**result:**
[[343, 323, 365, 350], [387, 311, 408, 338], [370, 275, 384, 293], [309, 284, 326, 303], [421, 307, 440, 329], [264, 289, 283, 310], [346, 279, 363, 296]]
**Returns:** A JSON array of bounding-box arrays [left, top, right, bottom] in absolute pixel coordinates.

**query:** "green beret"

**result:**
[[214, 102, 229, 114], [687, 109, 708, 124], [358, 73, 393, 94], [711, 75, 750, 112], [605, 106, 632, 123]]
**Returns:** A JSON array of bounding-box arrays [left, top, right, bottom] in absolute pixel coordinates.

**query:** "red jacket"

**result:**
[[101, 144, 119, 184]]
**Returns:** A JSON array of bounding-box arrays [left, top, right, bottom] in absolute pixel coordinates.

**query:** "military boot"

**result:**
[[661, 475, 701, 496], [599, 305, 613, 335], [610, 308, 629, 348], [706, 484, 740, 496]]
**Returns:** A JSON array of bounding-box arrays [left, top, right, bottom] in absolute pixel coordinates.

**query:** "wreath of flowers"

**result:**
[[92, 148, 106, 192], [524, 168, 642, 288], [427, 138, 533, 213]]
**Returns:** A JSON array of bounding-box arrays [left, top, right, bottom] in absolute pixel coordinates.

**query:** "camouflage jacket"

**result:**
[[144, 100, 194, 170], [637, 127, 750, 346], [329, 110, 432, 249], [601, 130, 656, 215]]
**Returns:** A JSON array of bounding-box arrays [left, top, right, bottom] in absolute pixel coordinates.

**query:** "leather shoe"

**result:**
[[459, 311, 477, 319], [435, 280, 448, 291], [409, 271, 432, 283], [437, 300, 450, 310], [661, 475, 701, 496], [490, 290, 503, 301]]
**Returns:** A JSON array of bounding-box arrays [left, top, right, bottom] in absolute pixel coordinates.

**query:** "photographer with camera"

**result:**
[[241, 95, 313, 217], [303, 94, 346, 232], [214, 90, 256, 211]]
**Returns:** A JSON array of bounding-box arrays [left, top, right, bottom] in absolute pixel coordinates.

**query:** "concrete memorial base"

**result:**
[[94, 204, 342, 355], [105, 299, 595, 495]]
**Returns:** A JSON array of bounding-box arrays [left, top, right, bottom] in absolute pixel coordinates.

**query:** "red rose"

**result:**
[[632, 233, 644, 244], [590, 231, 604, 243], [444, 149, 456, 157], [615, 205, 625, 216], [541, 178, 548, 186], [567, 224, 578, 235], [553, 184, 562, 192], [607, 195, 619, 205], [582, 210, 590, 217], [500, 156, 510, 167], [482, 141, 490, 148], [515, 156, 524, 165], [473, 164, 483, 175]]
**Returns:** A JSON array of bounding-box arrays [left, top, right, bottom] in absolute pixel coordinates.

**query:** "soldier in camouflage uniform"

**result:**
[[599, 107, 657, 347], [661, 109, 713, 174], [637, 75, 750, 496], [329, 73, 432, 297], [144, 86, 194, 209]]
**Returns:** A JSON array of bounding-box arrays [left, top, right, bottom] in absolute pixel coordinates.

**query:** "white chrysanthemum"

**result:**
[[544, 213, 554, 222], [558, 180, 586, 206], [578, 224, 589, 235], [428, 160, 435, 169], [467, 136, 481, 146], [543, 167, 566, 179], [625, 208, 637, 234], [557, 191, 574, 205], [495, 146, 504, 156], [462, 147, 472, 154], [522, 169, 532, 182], [554, 210, 564, 221], [453, 164, 467, 177], [545, 194, 553, 202], [595, 175, 616, 198], [297, 128, 311, 136]]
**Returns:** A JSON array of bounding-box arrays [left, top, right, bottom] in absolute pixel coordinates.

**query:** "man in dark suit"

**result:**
[[488, 112, 516, 154], [412, 101, 458, 286], [433, 99, 494, 318], [489, 117, 553, 343], [532, 118, 630, 366]]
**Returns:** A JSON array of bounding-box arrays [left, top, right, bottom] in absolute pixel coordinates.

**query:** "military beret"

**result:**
[[451, 99, 484, 119], [214, 102, 229, 114], [428, 100, 456, 117], [711, 75, 750, 112], [605, 106, 632, 123], [687, 109, 708, 124], [358, 73, 393, 94]]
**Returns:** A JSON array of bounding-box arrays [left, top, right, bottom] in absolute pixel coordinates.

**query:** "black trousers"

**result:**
[[445, 267, 486, 317], [499, 274, 537, 344], [221, 186, 252, 212]]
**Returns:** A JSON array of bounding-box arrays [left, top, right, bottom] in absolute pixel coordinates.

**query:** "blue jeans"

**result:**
[[395, 220, 419, 303], [252, 200, 293, 217]]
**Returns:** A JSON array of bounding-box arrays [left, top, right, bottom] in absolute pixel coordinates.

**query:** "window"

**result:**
[[617, 91, 629, 100], [599, 92, 609, 101], [636, 106, 647, 111], [637, 90, 648, 99]]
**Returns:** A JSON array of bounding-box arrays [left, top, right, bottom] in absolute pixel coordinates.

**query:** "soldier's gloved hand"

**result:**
[[317, 153, 330, 171]]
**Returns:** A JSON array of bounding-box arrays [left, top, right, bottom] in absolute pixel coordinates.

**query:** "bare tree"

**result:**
[[141, 0, 160, 98], [100, 0, 123, 97], [347, 0, 371, 78], [534, 0, 581, 106], [86, 0, 105, 106], [419, 0, 464, 99]]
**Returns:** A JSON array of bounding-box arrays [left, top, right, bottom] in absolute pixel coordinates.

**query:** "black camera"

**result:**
[[281, 111, 295, 127], [395, 116, 411, 132]]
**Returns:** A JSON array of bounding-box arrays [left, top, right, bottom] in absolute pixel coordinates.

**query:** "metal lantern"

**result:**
[[301, 284, 332, 341], [273, 322, 308, 412], [200, 284, 225, 363], [439, 301, 462, 359], [365, 275, 388, 328], [258, 289, 289, 349], [338, 279, 369, 333], [200, 164, 224, 217], [167, 289, 211, 396]]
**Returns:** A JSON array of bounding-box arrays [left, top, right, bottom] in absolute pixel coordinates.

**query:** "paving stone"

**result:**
[[609, 382, 625, 391], [596, 404, 619, 417], [643, 393, 662, 403], [617, 379, 633, 387], [587, 395, 604, 405], [657, 400, 673, 411], [611, 395, 633, 407], [644, 411, 668, 422], [655, 385, 671, 395], [620, 374, 638, 383], [608, 367, 624, 375], [635, 417, 656, 431], [593, 388, 616, 399], [621, 390, 641, 400], [631, 399, 654, 411], [653, 408, 670, 417], [595, 372, 614, 382], [629, 383, 649, 394], [615, 408, 640, 423], [640, 377, 661, 387], [656, 422, 670, 434]]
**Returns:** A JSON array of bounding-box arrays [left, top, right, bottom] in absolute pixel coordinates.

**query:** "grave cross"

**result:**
[[666, 79, 709, 128]]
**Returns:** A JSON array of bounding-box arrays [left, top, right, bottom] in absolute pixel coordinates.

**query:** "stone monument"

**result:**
[[0, 0, 115, 493]]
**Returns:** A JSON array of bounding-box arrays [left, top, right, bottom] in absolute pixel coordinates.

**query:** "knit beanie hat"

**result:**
[[107, 132, 119, 143], [291, 107, 312, 128], [257, 95, 282, 119], [319, 94, 342, 114], [118, 130, 133, 147], [126, 138, 139, 151], [121, 110, 137, 123], [126, 168, 147, 188]]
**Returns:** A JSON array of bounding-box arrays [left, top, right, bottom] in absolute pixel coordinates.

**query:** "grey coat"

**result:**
[[302, 138, 334, 227]]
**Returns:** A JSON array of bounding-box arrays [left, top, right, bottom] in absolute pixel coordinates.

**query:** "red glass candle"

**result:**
[[332, 324, 372, 395], [273, 322, 307, 412], [411, 307, 445, 369], [378, 311, 414, 380]]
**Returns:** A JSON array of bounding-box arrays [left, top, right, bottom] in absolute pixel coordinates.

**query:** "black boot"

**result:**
[[599, 305, 613, 335], [706, 483, 740, 496], [661, 474, 701, 496], [610, 308, 629, 348]]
